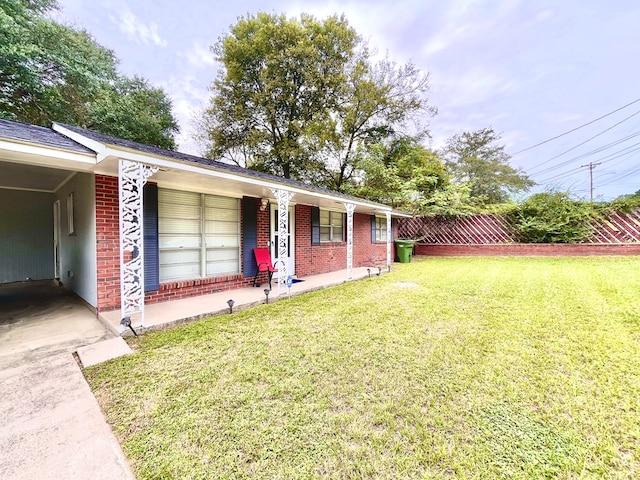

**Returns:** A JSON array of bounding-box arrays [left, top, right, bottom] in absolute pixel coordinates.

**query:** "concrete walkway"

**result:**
[[99, 266, 379, 335], [0, 353, 135, 480], [0, 282, 135, 480]]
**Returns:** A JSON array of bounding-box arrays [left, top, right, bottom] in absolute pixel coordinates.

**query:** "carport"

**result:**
[[0, 281, 112, 368], [0, 121, 104, 355]]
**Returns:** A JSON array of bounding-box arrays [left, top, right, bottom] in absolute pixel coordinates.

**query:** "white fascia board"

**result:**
[[51, 124, 109, 162], [0, 139, 96, 165], [389, 211, 414, 218], [103, 145, 393, 212]]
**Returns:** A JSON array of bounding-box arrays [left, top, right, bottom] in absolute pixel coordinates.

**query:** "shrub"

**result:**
[[511, 192, 599, 243]]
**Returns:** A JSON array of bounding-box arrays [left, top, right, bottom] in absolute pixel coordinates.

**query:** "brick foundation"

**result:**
[[415, 243, 640, 256]]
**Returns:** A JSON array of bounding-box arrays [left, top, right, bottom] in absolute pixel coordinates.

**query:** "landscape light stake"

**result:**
[[377, 266, 382, 276], [367, 268, 371, 278], [120, 317, 138, 336], [227, 299, 235, 314], [264, 288, 270, 304]]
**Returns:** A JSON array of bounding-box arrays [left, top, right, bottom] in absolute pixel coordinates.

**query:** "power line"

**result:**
[[598, 164, 640, 188], [512, 97, 640, 155], [535, 141, 640, 183], [527, 109, 640, 173]]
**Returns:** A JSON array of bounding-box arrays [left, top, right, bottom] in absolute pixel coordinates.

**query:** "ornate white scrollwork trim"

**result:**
[[269, 188, 295, 293], [386, 211, 392, 271], [344, 203, 355, 280], [119, 159, 158, 328]]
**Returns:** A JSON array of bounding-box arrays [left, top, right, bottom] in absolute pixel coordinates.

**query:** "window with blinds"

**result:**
[[158, 189, 240, 282], [375, 216, 388, 242], [319, 210, 344, 242]]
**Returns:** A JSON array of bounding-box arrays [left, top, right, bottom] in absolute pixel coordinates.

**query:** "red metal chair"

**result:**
[[253, 248, 277, 288]]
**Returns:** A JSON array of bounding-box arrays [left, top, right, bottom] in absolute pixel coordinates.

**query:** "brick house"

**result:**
[[0, 119, 405, 323]]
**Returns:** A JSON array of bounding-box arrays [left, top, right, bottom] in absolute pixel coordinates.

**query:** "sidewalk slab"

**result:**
[[0, 353, 135, 480], [77, 337, 133, 368]]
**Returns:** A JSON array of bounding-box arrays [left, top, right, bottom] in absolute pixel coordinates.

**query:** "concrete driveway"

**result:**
[[0, 282, 135, 480]]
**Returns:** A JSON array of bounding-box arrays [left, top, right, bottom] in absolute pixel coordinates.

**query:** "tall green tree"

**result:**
[[354, 137, 448, 210], [86, 76, 178, 149], [202, 12, 434, 189], [441, 128, 534, 204], [0, 0, 178, 148]]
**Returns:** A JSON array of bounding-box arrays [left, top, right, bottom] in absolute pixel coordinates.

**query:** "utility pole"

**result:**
[[580, 162, 601, 202]]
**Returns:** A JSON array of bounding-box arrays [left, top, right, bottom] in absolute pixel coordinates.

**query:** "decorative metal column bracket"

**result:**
[[119, 159, 158, 331], [386, 211, 392, 272], [269, 188, 295, 295], [344, 203, 356, 280]]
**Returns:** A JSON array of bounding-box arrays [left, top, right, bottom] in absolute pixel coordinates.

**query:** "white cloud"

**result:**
[[182, 42, 216, 68], [112, 9, 167, 47]]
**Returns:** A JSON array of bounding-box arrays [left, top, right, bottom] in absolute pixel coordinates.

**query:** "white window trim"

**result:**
[[320, 209, 344, 243], [375, 216, 388, 242], [158, 189, 240, 282]]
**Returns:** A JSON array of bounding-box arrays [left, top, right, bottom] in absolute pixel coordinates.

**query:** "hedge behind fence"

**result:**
[[399, 209, 640, 244]]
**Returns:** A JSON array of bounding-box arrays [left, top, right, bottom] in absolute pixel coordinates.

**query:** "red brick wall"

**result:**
[[95, 175, 397, 311], [415, 243, 640, 256], [294, 206, 391, 276], [95, 175, 121, 311]]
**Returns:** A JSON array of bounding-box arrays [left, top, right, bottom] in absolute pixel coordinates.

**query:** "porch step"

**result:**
[[77, 337, 132, 368]]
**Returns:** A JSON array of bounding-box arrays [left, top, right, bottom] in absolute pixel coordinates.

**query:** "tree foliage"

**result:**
[[354, 137, 448, 210], [511, 191, 598, 243], [0, 0, 178, 148], [442, 128, 534, 204], [202, 12, 433, 189], [86, 76, 178, 149]]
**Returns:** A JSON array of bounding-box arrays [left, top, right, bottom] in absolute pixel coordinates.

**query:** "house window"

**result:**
[[320, 210, 344, 242], [375, 216, 388, 242], [67, 192, 75, 235], [158, 189, 240, 282]]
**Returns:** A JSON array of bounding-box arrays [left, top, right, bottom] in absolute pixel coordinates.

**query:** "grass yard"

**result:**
[[85, 257, 640, 479]]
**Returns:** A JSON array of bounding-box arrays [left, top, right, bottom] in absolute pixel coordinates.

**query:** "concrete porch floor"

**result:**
[[100, 266, 386, 335]]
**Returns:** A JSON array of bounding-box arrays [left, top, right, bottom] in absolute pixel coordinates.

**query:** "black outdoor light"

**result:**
[[120, 317, 138, 336], [264, 288, 271, 304], [227, 299, 235, 314], [367, 268, 371, 278], [388, 264, 391, 273], [377, 266, 382, 276]]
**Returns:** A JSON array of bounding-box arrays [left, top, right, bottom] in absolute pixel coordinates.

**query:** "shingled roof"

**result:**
[[55, 122, 385, 208], [0, 119, 94, 154]]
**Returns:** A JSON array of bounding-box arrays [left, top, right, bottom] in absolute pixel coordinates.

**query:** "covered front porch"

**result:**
[[99, 266, 388, 335]]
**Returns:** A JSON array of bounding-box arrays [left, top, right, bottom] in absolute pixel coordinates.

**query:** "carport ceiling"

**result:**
[[0, 160, 75, 192]]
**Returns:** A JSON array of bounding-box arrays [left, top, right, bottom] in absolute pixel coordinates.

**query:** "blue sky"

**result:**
[[54, 0, 640, 200]]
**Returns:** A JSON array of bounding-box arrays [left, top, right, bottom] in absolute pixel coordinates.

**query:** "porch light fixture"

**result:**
[[120, 317, 138, 336], [264, 288, 271, 304], [260, 198, 269, 211], [227, 299, 235, 314]]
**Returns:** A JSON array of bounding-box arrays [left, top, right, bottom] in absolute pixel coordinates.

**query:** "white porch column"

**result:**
[[344, 202, 355, 280], [119, 159, 157, 329], [269, 188, 295, 294], [386, 211, 392, 272]]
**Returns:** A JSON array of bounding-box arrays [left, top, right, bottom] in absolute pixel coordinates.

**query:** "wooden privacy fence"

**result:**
[[398, 209, 640, 244]]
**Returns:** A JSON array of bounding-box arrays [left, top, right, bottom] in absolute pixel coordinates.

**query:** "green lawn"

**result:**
[[85, 257, 640, 479]]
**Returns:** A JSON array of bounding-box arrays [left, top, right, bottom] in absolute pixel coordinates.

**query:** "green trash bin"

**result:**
[[395, 239, 414, 263]]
